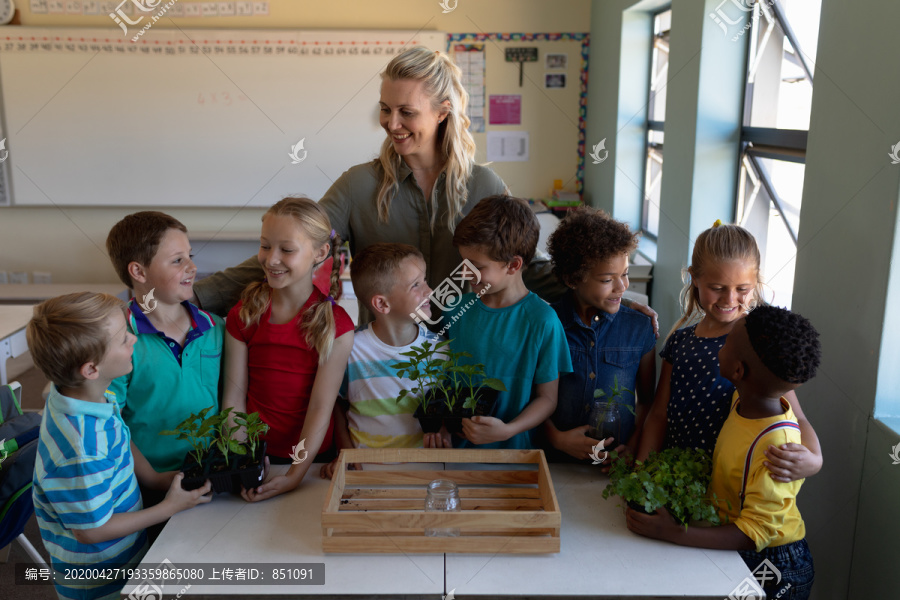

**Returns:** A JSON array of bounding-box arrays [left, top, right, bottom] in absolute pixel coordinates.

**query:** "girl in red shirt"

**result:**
[[224, 197, 354, 502]]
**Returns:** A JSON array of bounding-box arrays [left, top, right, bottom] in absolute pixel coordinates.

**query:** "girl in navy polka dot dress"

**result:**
[[636, 221, 822, 482]]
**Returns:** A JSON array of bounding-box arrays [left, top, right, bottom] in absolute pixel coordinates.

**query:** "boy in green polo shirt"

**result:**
[[106, 212, 224, 481]]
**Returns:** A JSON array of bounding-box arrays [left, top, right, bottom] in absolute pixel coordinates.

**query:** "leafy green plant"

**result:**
[[394, 339, 507, 414], [159, 406, 218, 467], [602, 447, 724, 528], [592, 376, 636, 415], [212, 407, 247, 468], [457, 362, 507, 411], [394, 339, 451, 413], [234, 411, 270, 457]]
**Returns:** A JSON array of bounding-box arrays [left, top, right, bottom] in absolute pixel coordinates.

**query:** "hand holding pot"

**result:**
[[625, 505, 679, 542], [423, 426, 452, 448], [163, 473, 213, 515], [461, 416, 512, 445]]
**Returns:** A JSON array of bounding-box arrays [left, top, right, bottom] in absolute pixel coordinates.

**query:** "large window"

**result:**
[[736, 0, 822, 308], [641, 7, 671, 239]]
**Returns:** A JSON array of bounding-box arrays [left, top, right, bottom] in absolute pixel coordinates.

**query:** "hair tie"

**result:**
[[330, 229, 336, 240], [712, 219, 723, 228], [325, 295, 336, 306]]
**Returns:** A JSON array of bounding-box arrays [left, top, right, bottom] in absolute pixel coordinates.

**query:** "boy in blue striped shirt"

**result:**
[[27, 292, 211, 600]]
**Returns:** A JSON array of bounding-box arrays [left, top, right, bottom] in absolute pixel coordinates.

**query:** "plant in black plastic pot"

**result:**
[[394, 339, 507, 435], [394, 339, 451, 433], [160, 407, 269, 494], [160, 406, 218, 489], [601, 447, 723, 528], [442, 359, 507, 435]]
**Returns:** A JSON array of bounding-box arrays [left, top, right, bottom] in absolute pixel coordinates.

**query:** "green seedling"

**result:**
[[234, 411, 270, 457], [159, 405, 218, 468], [212, 407, 247, 468]]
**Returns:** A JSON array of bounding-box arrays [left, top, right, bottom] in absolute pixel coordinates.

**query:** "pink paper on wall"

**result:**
[[489, 95, 522, 125]]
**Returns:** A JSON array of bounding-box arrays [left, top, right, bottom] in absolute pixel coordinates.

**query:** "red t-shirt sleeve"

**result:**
[[225, 301, 253, 342], [332, 303, 354, 338]]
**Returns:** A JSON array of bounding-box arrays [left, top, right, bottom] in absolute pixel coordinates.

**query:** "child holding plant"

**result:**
[[636, 221, 822, 483], [223, 197, 354, 501], [105, 212, 224, 475], [28, 293, 211, 600], [320, 243, 449, 478], [448, 195, 572, 449], [627, 305, 820, 600], [542, 207, 656, 463]]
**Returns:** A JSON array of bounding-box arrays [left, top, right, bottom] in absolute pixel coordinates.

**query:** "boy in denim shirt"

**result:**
[[543, 207, 656, 461], [447, 195, 572, 449]]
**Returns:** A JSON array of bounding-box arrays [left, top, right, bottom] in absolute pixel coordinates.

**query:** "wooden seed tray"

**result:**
[[321, 448, 561, 554]]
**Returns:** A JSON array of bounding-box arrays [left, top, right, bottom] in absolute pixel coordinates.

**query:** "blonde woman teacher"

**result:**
[[194, 47, 656, 329]]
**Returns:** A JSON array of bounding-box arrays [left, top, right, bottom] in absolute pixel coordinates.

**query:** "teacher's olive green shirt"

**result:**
[[194, 160, 565, 321]]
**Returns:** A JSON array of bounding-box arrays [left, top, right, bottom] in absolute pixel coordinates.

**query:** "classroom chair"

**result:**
[[0, 381, 47, 566]]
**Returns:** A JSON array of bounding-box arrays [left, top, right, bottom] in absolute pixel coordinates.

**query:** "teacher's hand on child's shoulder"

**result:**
[[627, 299, 660, 338]]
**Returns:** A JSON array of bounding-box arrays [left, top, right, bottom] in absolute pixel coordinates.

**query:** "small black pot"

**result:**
[[180, 451, 209, 491], [414, 400, 444, 434], [444, 387, 500, 434], [179, 441, 267, 494]]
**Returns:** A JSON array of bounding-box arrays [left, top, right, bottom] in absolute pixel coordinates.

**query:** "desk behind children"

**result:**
[[129, 463, 752, 598], [0, 305, 34, 385], [0, 284, 129, 305]]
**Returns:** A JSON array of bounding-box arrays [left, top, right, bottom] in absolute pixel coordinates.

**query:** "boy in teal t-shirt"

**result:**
[[106, 212, 224, 474], [445, 195, 572, 449]]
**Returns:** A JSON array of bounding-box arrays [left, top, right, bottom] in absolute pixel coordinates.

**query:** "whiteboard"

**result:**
[[0, 28, 446, 206]]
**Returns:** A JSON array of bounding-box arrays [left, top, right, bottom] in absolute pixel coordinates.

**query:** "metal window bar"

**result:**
[[770, 0, 814, 84], [745, 151, 799, 245], [642, 7, 671, 236]]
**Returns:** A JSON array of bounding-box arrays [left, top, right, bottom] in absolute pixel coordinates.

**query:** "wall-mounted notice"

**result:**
[[489, 94, 521, 125], [486, 131, 529, 162], [454, 44, 485, 133]]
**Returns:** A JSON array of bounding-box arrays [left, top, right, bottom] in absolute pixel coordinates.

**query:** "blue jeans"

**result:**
[[739, 538, 814, 600]]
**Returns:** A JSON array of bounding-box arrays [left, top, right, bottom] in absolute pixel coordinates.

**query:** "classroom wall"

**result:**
[[795, 0, 900, 597], [0, 0, 590, 284]]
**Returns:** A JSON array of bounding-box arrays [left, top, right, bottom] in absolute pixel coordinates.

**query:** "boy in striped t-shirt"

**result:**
[[27, 293, 212, 600], [321, 244, 450, 478]]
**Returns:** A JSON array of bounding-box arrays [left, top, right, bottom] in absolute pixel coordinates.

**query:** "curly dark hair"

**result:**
[[546, 207, 639, 287], [744, 305, 821, 384]]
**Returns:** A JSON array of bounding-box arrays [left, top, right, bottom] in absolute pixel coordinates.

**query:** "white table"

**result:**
[[0, 283, 129, 305], [123, 464, 445, 599], [446, 464, 751, 599], [0, 305, 33, 385], [125, 463, 753, 599]]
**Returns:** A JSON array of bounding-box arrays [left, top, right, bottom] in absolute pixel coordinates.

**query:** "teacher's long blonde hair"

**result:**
[[376, 46, 476, 231]]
